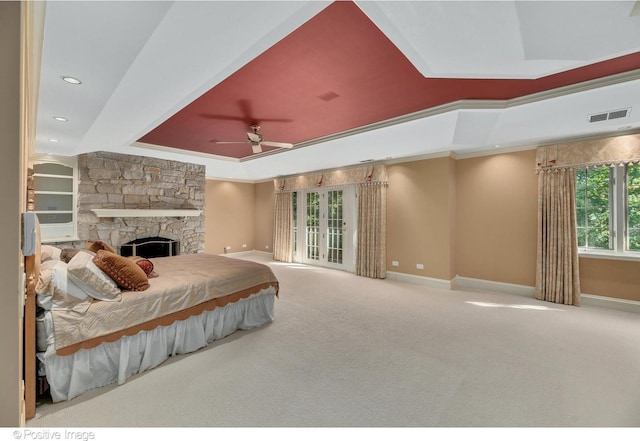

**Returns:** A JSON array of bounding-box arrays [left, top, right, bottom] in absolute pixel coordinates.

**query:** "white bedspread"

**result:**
[[51, 253, 278, 352]]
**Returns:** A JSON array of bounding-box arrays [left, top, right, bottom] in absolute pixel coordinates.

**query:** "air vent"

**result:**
[[608, 109, 629, 120], [588, 108, 631, 123], [318, 91, 340, 101], [589, 113, 608, 123]]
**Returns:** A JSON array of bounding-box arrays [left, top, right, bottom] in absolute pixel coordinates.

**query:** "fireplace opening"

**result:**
[[120, 237, 179, 258]]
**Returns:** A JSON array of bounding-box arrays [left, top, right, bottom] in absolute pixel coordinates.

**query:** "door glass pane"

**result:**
[[292, 192, 298, 254], [327, 190, 343, 264], [306, 192, 320, 261]]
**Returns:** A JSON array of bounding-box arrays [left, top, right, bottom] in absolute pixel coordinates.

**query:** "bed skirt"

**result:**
[[41, 288, 276, 402]]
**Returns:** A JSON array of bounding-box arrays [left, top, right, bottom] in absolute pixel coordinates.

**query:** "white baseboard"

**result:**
[[454, 276, 640, 314], [580, 293, 640, 314], [386, 271, 453, 290], [249, 250, 274, 257], [385, 272, 640, 314], [453, 276, 536, 298], [218, 250, 273, 258]]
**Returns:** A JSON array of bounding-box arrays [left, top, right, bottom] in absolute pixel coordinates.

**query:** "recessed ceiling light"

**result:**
[[48, 138, 60, 143], [53, 116, 68, 122], [61, 76, 81, 85]]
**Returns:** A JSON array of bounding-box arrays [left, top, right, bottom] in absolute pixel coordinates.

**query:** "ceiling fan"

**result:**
[[213, 124, 293, 154]]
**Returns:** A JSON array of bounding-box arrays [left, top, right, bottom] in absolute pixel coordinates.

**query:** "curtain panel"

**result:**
[[534, 133, 640, 306], [535, 168, 580, 306], [272, 192, 294, 263], [356, 182, 387, 279]]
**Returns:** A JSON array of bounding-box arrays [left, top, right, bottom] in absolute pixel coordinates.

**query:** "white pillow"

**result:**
[[67, 250, 121, 302], [36, 260, 93, 314], [35, 260, 58, 294]]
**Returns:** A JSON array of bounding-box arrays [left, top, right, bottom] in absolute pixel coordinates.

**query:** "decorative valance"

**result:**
[[274, 165, 388, 192], [536, 133, 640, 171]]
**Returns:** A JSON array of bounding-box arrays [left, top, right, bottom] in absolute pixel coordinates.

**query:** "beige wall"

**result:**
[[203, 180, 274, 255], [254, 181, 275, 253], [204, 180, 255, 254], [386, 150, 539, 286], [1, 1, 24, 426], [580, 258, 640, 302], [455, 150, 538, 286], [387, 157, 456, 280], [231, 147, 640, 305]]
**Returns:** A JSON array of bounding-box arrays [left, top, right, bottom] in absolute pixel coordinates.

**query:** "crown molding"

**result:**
[[294, 68, 640, 151]]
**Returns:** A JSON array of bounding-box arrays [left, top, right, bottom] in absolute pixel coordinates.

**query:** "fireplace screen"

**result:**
[[120, 237, 179, 258]]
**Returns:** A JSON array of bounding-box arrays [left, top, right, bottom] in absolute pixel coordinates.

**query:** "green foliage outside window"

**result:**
[[576, 166, 611, 249], [627, 164, 640, 251]]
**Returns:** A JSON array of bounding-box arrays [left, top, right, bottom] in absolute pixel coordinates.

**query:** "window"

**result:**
[[576, 163, 640, 257], [31, 155, 78, 242], [576, 167, 611, 249], [306, 192, 320, 261]]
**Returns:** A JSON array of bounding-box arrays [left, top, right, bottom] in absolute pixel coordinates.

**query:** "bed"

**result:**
[[27, 239, 279, 406]]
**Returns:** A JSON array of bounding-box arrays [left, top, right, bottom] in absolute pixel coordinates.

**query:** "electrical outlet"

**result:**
[[392, 261, 399, 267], [265, 245, 269, 250], [242, 244, 247, 248], [225, 245, 231, 251], [416, 263, 424, 270]]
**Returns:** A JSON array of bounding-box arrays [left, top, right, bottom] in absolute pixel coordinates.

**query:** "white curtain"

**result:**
[[273, 192, 293, 262], [356, 182, 387, 279]]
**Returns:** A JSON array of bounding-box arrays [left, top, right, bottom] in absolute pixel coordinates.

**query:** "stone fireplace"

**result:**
[[76, 151, 205, 254]]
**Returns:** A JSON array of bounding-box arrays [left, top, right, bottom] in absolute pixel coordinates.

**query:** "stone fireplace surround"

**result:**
[[57, 151, 205, 255]]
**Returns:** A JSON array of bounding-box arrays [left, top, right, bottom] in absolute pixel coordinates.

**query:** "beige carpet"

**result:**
[[28, 253, 640, 427]]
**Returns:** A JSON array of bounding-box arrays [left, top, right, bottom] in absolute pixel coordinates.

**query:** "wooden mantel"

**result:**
[[90, 209, 201, 218]]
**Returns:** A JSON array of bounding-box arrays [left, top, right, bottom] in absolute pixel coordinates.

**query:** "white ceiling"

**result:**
[[34, 1, 640, 181]]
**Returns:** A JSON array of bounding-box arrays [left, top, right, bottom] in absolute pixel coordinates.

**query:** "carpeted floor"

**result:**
[[27, 253, 640, 427]]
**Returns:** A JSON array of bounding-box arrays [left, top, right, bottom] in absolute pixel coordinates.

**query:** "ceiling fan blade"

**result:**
[[247, 132, 261, 143], [251, 143, 262, 154], [212, 141, 247, 144], [261, 141, 293, 149]]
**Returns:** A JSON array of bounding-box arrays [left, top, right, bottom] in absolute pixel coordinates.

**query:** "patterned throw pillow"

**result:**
[[93, 250, 150, 291]]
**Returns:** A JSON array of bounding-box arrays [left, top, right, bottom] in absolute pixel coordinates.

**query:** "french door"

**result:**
[[294, 187, 356, 272]]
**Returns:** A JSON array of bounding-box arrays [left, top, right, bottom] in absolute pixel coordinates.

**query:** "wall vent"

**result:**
[[608, 109, 629, 120], [588, 108, 631, 123]]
